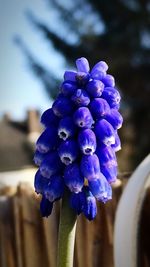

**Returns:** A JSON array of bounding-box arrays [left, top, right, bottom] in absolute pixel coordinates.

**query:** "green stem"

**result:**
[[57, 191, 77, 267]]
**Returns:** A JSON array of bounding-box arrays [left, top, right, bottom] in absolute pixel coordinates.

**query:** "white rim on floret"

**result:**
[[103, 136, 115, 146], [58, 128, 70, 140], [60, 153, 74, 165], [83, 145, 95, 155]]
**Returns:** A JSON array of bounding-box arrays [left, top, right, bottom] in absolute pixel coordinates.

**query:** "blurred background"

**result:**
[[0, 0, 150, 266], [0, 0, 150, 173]]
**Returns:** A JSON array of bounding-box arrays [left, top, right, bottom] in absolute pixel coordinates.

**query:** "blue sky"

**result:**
[[0, 0, 65, 120]]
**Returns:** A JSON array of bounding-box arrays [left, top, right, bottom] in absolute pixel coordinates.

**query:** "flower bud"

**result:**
[[78, 129, 96, 155], [91, 70, 106, 80], [36, 127, 58, 153], [86, 80, 104, 97], [40, 195, 53, 217], [60, 81, 77, 96], [91, 61, 108, 72], [105, 109, 123, 129], [94, 119, 115, 146], [101, 164, 117, 183], [33, 150, 47, 166], [71, 89, 90, 107], [76, 72, 90, 85], [58, 140, 79, 165], [91, 61, 108, 80], [90, 61, 108, 80], [41, 108, 59, 127], [96, 145, 117, 167], [76, 57, 90, 73], [64, 70, 77, 82], [80, 154, 101, 180], [88, 175, 112, 202], [34, 170, 49, 194], [40, 151, 62, 178], [83, 187, 97, 221], [64, 163, 84, 193], [44, 174, 64, 202], [101, 87, 121, 109], [58, 117, 76, 140], [90, 98, 110, 119], [52, 96, 73, 117], [73, 107, 94, 128], [111, 131, 121, 151], [102, 74, 115, 87], [70, 191, 85, 214]]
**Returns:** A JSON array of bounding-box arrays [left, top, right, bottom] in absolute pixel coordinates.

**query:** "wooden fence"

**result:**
[[0, 180, 149, 267]]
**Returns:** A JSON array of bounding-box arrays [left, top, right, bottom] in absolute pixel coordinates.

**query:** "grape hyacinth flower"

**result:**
[[58, 117, 76, 140], [40, 108, 59, 127], [94, 119, 115, 146], [34, 57, 123, 222], [71, 89, 90, 107], [78, 129, 96, 155], [90, 98, 110, 119], [64, 163, 84, 193], [40, 195, 53, 217], [36, 126, 58, 153], [73, 107, 94, 128], [82, 186, 97, 221]]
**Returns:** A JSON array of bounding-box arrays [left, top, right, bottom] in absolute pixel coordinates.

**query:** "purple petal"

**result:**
[[64, 70, 77, 82], [86, 79, 104, 97], [44, 174, 64, 202], [90, 98, 110, 119], [91, 69, 106, 80], [73, 107, 94, 129], [40, 151, 62, 178], [58, 116, 76, 140], [33, 150, 48, 166], [83, 186, 97, 220], [76, 72, 90, 84], [102, 74, 115, 87], [58, 140, 79, 165], [101, 164, 117, 183], [71, 89, 90, 107], [60, 81, 77, 96], [52, 95, 73, 117], [41, 108, 59, 127], [101, 87, 121, 109], [88, 174, 112, 202], [70, 191, 85, 214], [64, 163, 84, 193], [105, 109, 123, 130], [78, 129, 96, 155], [40, 196, 53, 217], [94, 119, 115, 146], [111, 131, 121, 152], [76, 57, 90, 73], [34, 170, 49, 194], [80, 154, 101, 180], [36, 127, 58, 153], [96, 145, 117, 167], [91, 61, 108, 72]]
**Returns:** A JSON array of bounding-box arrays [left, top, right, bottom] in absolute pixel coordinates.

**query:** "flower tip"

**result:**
[[83, 194, 97, 221], [40, 196, 53, 217], [64, 70, 77, 82], [76, 57, 90, 73]]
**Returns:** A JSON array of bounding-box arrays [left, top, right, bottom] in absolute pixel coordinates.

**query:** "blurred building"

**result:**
[[0, 110, 41, 188], [0, 110, 41, 171]]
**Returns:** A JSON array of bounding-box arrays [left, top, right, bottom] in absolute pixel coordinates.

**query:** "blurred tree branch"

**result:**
[[16, 0, 150, 167]]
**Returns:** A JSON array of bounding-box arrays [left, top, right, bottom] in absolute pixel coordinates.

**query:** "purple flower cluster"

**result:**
[[34, 57, 123, 220]]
